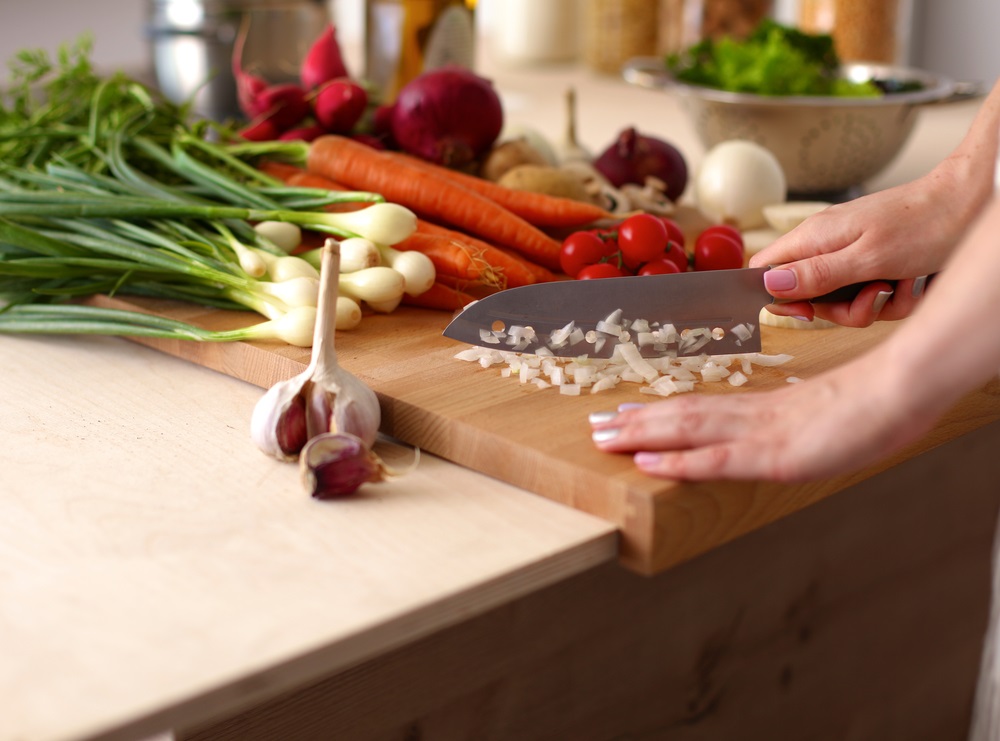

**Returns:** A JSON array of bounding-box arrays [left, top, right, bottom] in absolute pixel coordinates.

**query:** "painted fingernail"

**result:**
[[793, 315, 812, 322], [634, 452, 661, 467], [764, 269, 797, 292], [912, 275, 928, 298], [872, 290, 893, 314], [588, 410, 617, 425], [617, 402, 645, 412], [592, 428, 621, 443]]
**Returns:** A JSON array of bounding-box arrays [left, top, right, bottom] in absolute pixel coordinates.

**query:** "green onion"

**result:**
[[0, 38, 414, 346]]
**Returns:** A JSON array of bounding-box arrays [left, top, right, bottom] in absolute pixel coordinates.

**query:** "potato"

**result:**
[[497, 164, 593, 202], [480, 138, 549, 182]]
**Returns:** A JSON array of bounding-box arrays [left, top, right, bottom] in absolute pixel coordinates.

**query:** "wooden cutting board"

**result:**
[[92, 295, 1000, 574]]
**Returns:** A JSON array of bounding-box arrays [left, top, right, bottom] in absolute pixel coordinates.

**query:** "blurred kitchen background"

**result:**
[[1, 0, 997, 96]]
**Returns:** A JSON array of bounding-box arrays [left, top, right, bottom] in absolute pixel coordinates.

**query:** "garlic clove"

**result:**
[[300, 433, 387, 498]]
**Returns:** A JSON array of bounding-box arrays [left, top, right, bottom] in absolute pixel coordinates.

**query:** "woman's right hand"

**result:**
[[750, 162, 986, 327]]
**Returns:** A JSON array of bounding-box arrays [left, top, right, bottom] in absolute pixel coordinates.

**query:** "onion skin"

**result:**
[[300, 433, 386, 499], [593, 128, 688, 202], [389, 66, 504, 168]]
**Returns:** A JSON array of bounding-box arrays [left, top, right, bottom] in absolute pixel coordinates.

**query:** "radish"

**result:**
[[313, 79, 368, 133], [300, 24, 350, 91]]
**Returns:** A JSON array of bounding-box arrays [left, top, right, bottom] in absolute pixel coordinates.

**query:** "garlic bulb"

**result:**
[[251, 239, 381, 461]]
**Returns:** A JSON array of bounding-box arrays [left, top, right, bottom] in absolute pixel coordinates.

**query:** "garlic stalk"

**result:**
[[250, 238, 381, 462]]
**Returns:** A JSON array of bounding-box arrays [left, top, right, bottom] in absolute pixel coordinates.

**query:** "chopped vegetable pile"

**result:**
[[666, 20, 883, 97]]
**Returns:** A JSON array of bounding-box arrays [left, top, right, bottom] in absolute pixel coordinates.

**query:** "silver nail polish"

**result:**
[[588, 411, 617, 425], [591, 428, 621, 443], [617, 402, 645, 412], [912, 275, 928, 298], [872, 290, 893, 314]]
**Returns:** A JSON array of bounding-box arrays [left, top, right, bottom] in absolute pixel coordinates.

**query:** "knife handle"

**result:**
[[809, 274, 934, 304]]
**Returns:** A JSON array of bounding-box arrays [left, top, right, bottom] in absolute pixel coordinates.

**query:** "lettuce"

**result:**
[[666, 20, 881, 97]]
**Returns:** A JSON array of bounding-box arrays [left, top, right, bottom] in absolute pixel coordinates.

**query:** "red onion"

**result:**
[[593, 127, 688, 202], [389, 66, 503, 168]]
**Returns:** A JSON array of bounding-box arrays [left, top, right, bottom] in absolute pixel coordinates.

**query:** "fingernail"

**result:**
[[872, 290, 893, 314], [912, 275, 928, 298], [634, 452, 661, 467], [793, 315, 812, 322], [592, 428, 621, 443], [617, 402, 645, 412], [764, 269, 797, 292], [588, 410, 617, 425]]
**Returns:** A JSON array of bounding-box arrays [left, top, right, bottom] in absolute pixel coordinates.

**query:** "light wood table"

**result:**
[[3, 57, 998, 741]]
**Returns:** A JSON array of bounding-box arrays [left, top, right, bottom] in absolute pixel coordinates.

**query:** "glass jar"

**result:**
[[584, 0, 660, 74], [657, 0, 773, 56], [798, 0, 913, 65]]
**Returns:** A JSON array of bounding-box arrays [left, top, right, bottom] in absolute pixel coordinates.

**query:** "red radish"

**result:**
[[253, 83, 310, 130], [239, 117, 283, 141], [300, 24, 350, 91], [389, 66, 503, 168], [279, 124, 327, 142], [313, 79, 368, 133], [236, 72, 270, 118]]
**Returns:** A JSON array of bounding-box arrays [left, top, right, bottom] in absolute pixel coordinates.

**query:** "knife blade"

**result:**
[[443, 266, 773, 358]]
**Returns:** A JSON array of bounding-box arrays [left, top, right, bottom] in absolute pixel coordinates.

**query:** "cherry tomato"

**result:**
[[697, 224, 744, 249], [658, 217, 686, 249], [577, 262, 627, 279], [560, 231, 610, 278], [637, 257, 682, 276], [662, 240, 690, 273], [617, 213, 669, 268], [693, 232, 744, 271]]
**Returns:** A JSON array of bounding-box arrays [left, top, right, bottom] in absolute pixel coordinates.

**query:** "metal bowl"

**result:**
[[623, 57, 974, 195]]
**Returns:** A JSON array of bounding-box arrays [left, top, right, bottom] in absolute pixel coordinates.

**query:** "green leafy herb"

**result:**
[[666, 20, 882, 97]]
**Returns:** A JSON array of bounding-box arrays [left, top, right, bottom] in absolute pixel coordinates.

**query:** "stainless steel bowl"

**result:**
[[623, 57, 976, 195]]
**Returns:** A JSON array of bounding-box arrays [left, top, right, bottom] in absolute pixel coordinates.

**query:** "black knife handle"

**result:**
[[810, 274, 934, 304]]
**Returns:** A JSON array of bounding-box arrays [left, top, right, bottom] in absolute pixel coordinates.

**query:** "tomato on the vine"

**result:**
[[559, 231, 612, 278], [696, 224, 743, 249], [693, 232, 744, 271], [577, 262, 627, 279], [658, 217, 686, 249], [662, 240, 689, 273], [637, 257, 682, 276], [617, 213, 668, 269]]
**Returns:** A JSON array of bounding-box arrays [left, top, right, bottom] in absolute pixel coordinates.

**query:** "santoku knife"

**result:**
[[443, 266, 775, 358]]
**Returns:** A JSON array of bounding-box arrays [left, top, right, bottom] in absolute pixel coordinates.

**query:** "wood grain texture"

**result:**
[[92, 295, 1000, 574], [181, 419, 1000, 741], [0, 333, 617, 741]]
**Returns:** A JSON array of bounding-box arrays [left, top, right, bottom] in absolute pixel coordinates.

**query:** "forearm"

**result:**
[[926, 76, 1000, 224], [875, 194, 1000, 421]]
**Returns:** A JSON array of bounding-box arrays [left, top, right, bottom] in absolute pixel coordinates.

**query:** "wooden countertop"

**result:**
[[0, 52, 993, 741]]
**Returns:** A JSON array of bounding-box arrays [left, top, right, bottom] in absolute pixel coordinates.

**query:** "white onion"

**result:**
[[694, 140, 787, 229]]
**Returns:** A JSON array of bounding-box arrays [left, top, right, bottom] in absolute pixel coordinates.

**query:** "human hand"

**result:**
[[751, 172, 971, 327], [589, 355, 937, 482]]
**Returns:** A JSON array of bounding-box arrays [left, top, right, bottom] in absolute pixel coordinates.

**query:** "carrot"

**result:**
[[259, 160, 368, 213], [261, 158, 556, 286], [384, 150, 613, 229], [395, 231, 504, 288], [414, 221, 555, 288], [401, 281, 479, 312], [306, 135, 564, 270]]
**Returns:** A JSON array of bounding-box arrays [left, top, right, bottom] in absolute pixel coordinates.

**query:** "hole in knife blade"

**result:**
[[491, 319, 506, 333]]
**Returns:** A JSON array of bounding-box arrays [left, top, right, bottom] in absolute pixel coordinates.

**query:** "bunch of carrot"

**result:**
[[261, 135, 614, 311]]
